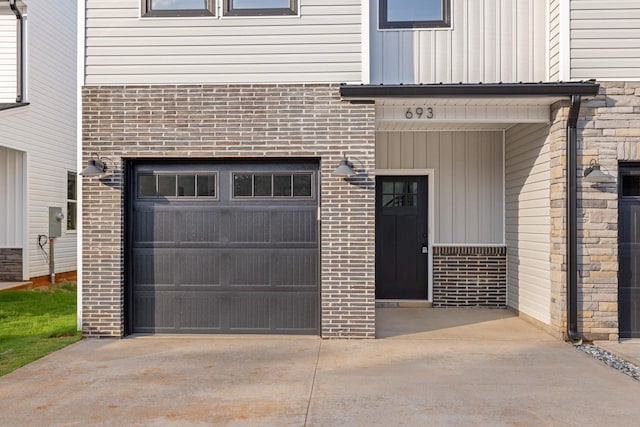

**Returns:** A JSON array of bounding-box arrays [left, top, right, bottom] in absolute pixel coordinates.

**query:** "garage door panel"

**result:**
[[133, 209, 176, 243], [134, 292, 224, 333], [133, 250, 174, 286], [274, 210, 318, 243], [229, 211, 271, 243], [273, 252, 318, 287], [273, 293, 318, 331], [229, 253, 271, 286], [179, 209, 222, 243]]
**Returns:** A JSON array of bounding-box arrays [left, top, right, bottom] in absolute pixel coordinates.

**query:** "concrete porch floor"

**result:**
[[1, 308, 639, 426]]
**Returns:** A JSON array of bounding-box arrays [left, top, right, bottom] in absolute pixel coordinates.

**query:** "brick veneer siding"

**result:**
[[432, 246, 507, 308], [549, 82, 640, 341], [0, 248, 22, 281], [82, 84, 376, 338]]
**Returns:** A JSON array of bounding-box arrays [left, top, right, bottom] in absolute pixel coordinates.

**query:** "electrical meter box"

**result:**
[[49, 207, 64, 238]]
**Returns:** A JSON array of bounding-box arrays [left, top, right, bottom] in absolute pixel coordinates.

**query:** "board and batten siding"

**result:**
[[0, 0, 77, 279], [0, 146, 24, 248], [548, 0, 561, 81], [571, 0, 640, 80], [505, 123, 551, 325], [370, 0, 547, 84], [84, 0, 363, 85], [376, 131, 504, 245], [0, 13, 16, 103]]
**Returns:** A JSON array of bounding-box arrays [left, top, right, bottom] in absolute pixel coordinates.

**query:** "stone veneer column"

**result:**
[[82, 84, 376, 338], [550, 83, 640, 341]]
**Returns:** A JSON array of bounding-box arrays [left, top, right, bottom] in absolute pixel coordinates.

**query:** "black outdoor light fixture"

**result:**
[[333, 157, 356, 177], [80, 153, 110, 176], [583, 159, 611, 183]]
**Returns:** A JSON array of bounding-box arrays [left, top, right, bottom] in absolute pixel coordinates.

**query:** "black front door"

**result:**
[[619, 165, 640, 338], [375, 176, 428, 299]]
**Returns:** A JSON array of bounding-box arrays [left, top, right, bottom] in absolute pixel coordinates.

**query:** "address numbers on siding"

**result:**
[[405, 107, 434, 119]]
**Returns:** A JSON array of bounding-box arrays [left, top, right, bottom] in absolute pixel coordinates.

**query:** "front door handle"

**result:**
[[421, 243, 428, 254]]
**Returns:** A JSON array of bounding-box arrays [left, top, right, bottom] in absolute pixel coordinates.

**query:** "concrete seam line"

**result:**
[[304, 341, 322, 426]]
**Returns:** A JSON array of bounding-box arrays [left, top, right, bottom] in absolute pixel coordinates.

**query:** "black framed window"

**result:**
[[67, 172, 77, 231], [142, 0, 215, 17], [379, 0, 451, 29], [223, 0, 298, 16]]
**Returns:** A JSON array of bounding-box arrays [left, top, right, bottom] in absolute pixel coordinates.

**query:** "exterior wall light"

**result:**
[[80, 153, 111, 176], [583, 159, 611, 183], [333, 157, 356, 177]]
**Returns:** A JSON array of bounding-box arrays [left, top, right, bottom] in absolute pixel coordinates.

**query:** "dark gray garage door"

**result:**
[[619, 164, 640, 338], [128, 161, 319, 334]]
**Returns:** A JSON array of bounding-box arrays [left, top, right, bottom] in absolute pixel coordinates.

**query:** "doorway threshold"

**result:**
[[376, 300, 432, 308]]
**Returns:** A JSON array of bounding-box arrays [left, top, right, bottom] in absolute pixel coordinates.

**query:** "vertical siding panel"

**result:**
[[467, 0, 482, 83], [439, 132, 453, 243], [466, 133, 480, 243], [375, 131, 388, 169], [484, 0, 498, 82], [452, 133, 467, 243], [494, 133, 505, 241], [414, 132, 428, 169], [426, 132, 440, 242], [387, 132, 402, 169], [451, 1, 467, 83], [383, 32, 401, 84], [400, 132, 415, 168]]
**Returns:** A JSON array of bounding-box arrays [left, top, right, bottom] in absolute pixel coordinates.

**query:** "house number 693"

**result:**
[[405, 107, 434, 119]]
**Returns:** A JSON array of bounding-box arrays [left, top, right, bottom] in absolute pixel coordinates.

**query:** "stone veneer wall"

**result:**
[[550, 82, 640, 341], [82, 84, 376, 338], [432, 246, 507, 308], [0, 248, 22, 281]]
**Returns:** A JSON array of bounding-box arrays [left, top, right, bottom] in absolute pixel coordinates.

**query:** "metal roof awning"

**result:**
[[340, 82, 601, 100], [0, 102, 29, 111]]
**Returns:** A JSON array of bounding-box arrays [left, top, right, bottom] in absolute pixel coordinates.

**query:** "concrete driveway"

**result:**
[[1, 309, 639, 426]]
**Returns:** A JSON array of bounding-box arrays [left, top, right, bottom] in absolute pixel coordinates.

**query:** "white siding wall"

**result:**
[[370, 0, 547, 84], [0, 0, 77, 278], [571, 1, 640, 80], [376, 131, 504, 244], [84, 0, 363, 85], [505, 123, 551, 325], [549, 0, 561, 81], [0, 146, 24, 248], [0, 13, 16, 102]]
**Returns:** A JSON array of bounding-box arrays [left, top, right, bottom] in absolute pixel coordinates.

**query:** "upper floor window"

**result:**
[[67, 172, 77, 231], [223, 0, 298, 16], [141, 0, 215, 17], [379, 0, 451, 29]]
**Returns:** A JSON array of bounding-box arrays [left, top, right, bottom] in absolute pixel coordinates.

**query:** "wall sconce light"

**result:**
[[583, 159, 611, 183], [333, 157, 356, 177], [80, 153, 110, 176]]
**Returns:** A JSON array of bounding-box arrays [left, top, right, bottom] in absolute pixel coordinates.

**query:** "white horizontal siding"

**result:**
[[0, 146, 24, 248], [376, 130, 504, 244], [571, 0, 640, 80], [0, 13, 16, 102], [85, 0, 363, 85], [505, 123, 551, 325], [371, 0, 547, 84], [0, 0, 77, 278]]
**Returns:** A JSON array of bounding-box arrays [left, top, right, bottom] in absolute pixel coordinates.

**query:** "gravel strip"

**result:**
[[576, 344, 640, 382]]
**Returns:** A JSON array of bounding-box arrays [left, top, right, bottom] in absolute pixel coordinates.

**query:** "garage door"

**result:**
[[128, 161, 319, 334]]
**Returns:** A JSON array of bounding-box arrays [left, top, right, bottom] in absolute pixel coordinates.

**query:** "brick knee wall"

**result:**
[[433, 246, 507, 308], [0, 248, 22, 281]]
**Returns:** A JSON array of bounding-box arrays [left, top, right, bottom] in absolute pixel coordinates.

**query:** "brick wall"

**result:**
[[82, 84, 376, 338], [0, 248, 22, 281], [432, 246, 507, 308]]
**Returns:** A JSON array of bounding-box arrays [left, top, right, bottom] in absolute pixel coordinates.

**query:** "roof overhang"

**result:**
[[340, 82, 601, 101], [0, 102, 29, 111], [341, 82, 601, 131]]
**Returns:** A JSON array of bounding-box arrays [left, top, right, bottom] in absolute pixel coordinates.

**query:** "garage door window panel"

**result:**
[[232, 172, 314, 199], [137, 173, 218, 199]]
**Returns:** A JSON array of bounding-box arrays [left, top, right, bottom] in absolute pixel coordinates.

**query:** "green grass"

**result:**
[[0, 283, 81, 377]]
